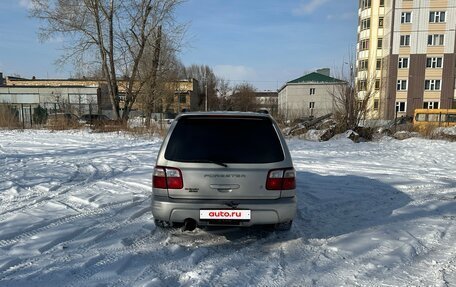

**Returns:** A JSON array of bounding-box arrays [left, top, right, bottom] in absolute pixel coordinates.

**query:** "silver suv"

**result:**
[[152, 112, 296, 231]]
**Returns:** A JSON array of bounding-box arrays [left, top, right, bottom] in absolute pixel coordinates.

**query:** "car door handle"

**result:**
[[210, 184, 240, 191], [217, 188, 232, 193]]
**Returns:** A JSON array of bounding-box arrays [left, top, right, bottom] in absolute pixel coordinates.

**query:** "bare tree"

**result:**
[[330, 64, 376, 131], [30, 0, 185, 120], [135, 27, 186, 125], [184, 65, 218, 111], [215, 78, 232, 110], [230, 83, 257, 112]]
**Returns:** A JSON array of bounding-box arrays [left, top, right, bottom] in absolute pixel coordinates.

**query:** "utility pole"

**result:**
[[205, 80, 208, 111]]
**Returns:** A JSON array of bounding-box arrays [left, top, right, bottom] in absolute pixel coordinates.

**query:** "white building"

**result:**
[[278, 69, 345, 120]]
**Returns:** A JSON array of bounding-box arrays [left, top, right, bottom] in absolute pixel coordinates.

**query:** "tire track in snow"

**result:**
[[0, 142, 146, 219], [0, 200, 137, 249], [0, 161, 130, 223], [374, 224, 456, 287], [0, 149, 150, 281], [0, 199, 149, 282], [63, 229, 165, 287], [146, 228, 296, 286]]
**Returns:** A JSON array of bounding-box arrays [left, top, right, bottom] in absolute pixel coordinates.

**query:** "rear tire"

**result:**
[[274, 220, 293, 231], [154, 219, 169, 228]]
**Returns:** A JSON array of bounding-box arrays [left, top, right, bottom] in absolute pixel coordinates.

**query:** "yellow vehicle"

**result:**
[[413, 109, 456, 130]]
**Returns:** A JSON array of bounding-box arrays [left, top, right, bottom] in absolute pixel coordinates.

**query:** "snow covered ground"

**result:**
[[0, 130, 455, 287]]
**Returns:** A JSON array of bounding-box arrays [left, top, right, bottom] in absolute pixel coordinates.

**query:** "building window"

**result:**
[[178, 95, 187, 103], [426, 57, 443, 68], [310, 88, 315, 95], [375, 79, 380, 90], [377, 38, 383, 49], [397, 80, 408, 91], [396, 101, 406, 112], [376, 59, 382, 70], [379, 17, 384, 27], [374, 99, 379, 110], [360, 0, 371, 10], [428, 34, 445, 46], [423, 101, 439, 109], [398, 57, 409, 69], [424, 79, 441, 91], [429, 11, 446, 23], [379, 0, 384, 7], [309, 102, 315, 109], [358, 80, 367, 91], [360, 18, 371, 30], [359, 60, 368, 71], [401, 12, 412, 23], [400, 35, 410, 46], [360, 39, 369, 51]]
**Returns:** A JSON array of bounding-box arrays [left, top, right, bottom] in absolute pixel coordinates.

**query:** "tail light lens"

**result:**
[[153, 166, 183, 189], [266, 168, 296, 190]]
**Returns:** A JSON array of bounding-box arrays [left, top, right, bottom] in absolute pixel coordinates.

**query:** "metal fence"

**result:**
[[0, 103, 175, 130], [0, 103, 99, 129]]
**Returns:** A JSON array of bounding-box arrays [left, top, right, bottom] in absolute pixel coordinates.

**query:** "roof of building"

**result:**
[[0, 85, 97, 89], [254, 91, 278, 98], [287, 72, 344, 84]]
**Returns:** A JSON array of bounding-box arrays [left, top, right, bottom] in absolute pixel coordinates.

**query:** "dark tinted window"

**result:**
[[165, 116, 284, 163]]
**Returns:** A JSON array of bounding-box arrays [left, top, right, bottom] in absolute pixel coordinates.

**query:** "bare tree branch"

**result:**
[[30, 0, 186, 120]]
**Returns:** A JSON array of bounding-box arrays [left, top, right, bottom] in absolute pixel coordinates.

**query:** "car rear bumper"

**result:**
[[151, 195, 297, 227]]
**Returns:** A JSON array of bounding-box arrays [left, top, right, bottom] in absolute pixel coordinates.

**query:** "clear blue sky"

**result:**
[[0, 0, 358, 91]]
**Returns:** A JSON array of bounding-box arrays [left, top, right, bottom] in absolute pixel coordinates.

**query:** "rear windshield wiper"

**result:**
[[179, 159, 228, 167]]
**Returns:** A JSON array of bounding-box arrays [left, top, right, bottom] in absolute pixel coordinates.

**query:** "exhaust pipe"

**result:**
[[182, 218, 197, 231]]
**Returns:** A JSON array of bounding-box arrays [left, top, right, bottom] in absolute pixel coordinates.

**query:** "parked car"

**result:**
[[152, 112, 297, 231], [45, 113, 80, 129]]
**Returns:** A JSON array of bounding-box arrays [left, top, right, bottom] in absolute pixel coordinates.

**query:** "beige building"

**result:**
[[357, 0, 456, 121], [254, 91, 278, 115], [0, 76, 108, 116], [164, 79, 200, 114], [278, 69, 345, 120], [0, 74, 200, 119]]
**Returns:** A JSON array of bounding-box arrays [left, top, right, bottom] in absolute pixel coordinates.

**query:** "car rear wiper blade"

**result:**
[[206, 160, 228, 167], [180, 159, 228, 167]]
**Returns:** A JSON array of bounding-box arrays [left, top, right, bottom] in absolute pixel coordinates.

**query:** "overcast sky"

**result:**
[[0, 0, 357, 91]]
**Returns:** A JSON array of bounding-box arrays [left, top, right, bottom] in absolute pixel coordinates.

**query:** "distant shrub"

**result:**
[[46, 113, 80, 130], [0, 104, 20, 128], [33, 105, 48, 125]]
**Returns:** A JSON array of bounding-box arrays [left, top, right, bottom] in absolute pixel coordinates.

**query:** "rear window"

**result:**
[[165, 116, 285, 163]]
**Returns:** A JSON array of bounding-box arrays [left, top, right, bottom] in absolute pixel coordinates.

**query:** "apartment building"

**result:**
[[278, 69, 345, 120], [357, 0, 456, 121]]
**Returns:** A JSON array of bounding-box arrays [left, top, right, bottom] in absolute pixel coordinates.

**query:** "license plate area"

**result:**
[[200, 209, 251, 220]]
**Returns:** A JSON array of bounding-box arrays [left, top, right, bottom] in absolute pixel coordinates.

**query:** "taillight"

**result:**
[[153, 166, 183, 189], [266, 168, 296, 190], [153, 167, 167, 188]]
